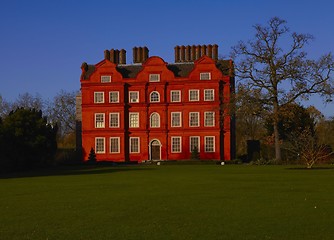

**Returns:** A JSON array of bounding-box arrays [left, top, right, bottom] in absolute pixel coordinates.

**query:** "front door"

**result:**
[[150, 140, 161, 160]]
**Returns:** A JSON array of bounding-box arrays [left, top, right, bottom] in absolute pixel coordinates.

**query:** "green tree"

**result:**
[[232, 17, 334, 162], [0, 108, 57, 171]]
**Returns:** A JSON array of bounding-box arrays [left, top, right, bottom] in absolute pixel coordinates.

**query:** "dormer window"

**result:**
[[149, 74, 160, 82], [200, 72, 211, 80], [101, 75, 111, 83]]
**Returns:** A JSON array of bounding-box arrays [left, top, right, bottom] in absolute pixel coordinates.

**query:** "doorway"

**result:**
[[150, 139, 161, 161]]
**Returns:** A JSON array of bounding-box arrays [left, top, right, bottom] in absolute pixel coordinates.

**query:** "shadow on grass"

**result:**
[[286, 166, 334, 170], [0, 164, 154, 179]]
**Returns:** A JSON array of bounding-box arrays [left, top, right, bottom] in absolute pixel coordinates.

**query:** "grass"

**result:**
[[1, 164, 334, 240]]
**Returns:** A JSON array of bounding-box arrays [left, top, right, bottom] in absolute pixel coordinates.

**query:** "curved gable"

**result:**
[[188, 56, 223, 81], [136, 56, 175, 82], [87, 60, 123, 83]]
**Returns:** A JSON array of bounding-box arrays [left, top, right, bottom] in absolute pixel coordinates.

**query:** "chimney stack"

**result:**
[[174, 44, 219, 62], [133, 46, 149, 63], [104, 49, 126, 64]]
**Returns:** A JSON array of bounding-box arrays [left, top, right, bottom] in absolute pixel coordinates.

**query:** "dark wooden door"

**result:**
[[151, 140, 160, 160]]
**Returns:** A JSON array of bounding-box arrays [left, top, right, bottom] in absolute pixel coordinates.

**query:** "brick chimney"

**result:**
[[174, 44, 219, 62], [133, 46, 149, 63], [103, 49, 126, 64]]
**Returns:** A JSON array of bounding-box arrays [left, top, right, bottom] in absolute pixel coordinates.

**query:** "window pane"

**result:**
[[150, 92, 160, 102], [204, 89, 214, 101], [129, 92, 139, 103], [129, 113, 139, 128], [101, 76, 111, 83], [95, 113, 105, 128], [109, 91, 119, 103], [189, 90, 199, 101], [95, 138, 105, 153], [171, 91, 180, 102], [110, 113, 119, 127], [200, 72, 211, 80], [130, 138, 139, 153], [205, 137, 215, 152], [149, 74, 160, 82], [171, 112, 181, 127], [190, 137, 200, 152], [150, 113, 160, 127], [189, 112, 199, 127], [171, 137, 181, 153], [94, 92, 104, 103], [110, 137, 119, 153], [205, 112, 215, 127]]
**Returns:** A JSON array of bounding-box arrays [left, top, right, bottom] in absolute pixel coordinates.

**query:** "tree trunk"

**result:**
[[273, 100, 282, 162]]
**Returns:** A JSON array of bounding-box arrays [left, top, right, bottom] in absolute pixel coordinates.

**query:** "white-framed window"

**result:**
[[95, 113, 105, 128], [101, 75, 111, 83], [150, 91, 160, 102], [189, 90, 199, 101], [189, 112, 199, 127], [94, 92, 104, 103], [171, 112, 181, 127], [190, 136, 200, 152], [171, 90, 181, 102], [200, 72, 211, 80], [205, 136, 215, 152], [129, 112, 139, 128], [110, 137, 120, 153], [129, 91, 139, 103], [109, 113, 120, 128], [95, 137, 105, 154], [109, 91, 119, 103], [130, 137, 140, 153], [150, 112, 160, 128], [149, 74, 160, 82], [171, 136, 182, 153], [204, 112, 215, 127], [204, 89, 214, 101]]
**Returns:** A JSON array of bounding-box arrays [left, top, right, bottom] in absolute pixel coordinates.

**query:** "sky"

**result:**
[[1, 0, 333, 117]]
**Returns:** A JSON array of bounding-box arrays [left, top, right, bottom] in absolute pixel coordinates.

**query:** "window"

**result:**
[[95, 113, 105, 128], [171, 112, 181, 127], [129, 91, 139, 103], [190, 136, 200, 152], [129, 113, 139, 128], [149, 74, 160, 82], [150, 91, 160, 102], [109, 113, 119, 128], [189, 90, 199, 101], [130, 137, 140, 153], [204, 89, 214, 101], [150, 113, 160, 128], [205, 136, 215, 152], [200, 72, 211, 80], [94, 92, 104, 103], [110, 137, 120, 153], [171, 137, 182, 153], [204, 112, 215, 127], [109, 91, 119, 103], [189, 112, 199, 127], [95, 137, 105, 153], [101, 75, 111, 83], [171, 90, 181, 102]]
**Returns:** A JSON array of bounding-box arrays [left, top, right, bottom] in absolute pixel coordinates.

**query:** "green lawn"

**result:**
[[0, 164, 334, 240]]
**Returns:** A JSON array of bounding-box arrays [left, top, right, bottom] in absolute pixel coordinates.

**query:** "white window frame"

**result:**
[[150, 91, 160, 102], [129, 91, 139, 103], [94, 113, 105, 128], [171, 112, 182, 127], [190, 136, 200, 152], [204, 111, 215, 127], [149, 73, 160, 82], [130, 137, 140, 153], [95, 137, 105, 154], [109, 113, 120, 128], [171, 136, 182, 153], [150, 112, 160, 128], [189, 112, 199, 127], [200, 72, 211, 80], [189, 89, 199, 101], [204, 136, 215, 152], [171, 90, 181, 102], [109, 91, 119, 103], [110, 137, 120, 153], [204, 89, 214, 101], [94, 92, 104, 103], [101, 75, 111, 83], [129, 112, 139, 128]]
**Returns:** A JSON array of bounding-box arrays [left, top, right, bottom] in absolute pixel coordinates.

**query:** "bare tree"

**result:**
[[12, 93, 45, 112], [0, 95, 11, 118], [232, 17, 334, 161]]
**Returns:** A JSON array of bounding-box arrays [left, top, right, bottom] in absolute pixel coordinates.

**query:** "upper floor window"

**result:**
[[150, 91, 160, 102], [200, 72, 211, 80], [109, 113, 120, 128], [171, 90, 181, 102], [129, 112, 139, 128], [109, 91, 119, 103], [150, 113, 160, 128], [189, 112, 199, 127], [189, 90, 199, 101], [95, 113, 105, 128], [149, 74, 160, 82], [204, 112, 215, 127], [94, 92, 104, 103], [204, 89, 214, 101], [95, 137, 105, 153], [101, 75, 111, 83], [171, 112, 181, 127], [129, 91, 139, 103]]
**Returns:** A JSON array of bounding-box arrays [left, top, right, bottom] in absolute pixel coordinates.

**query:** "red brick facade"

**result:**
[[79, 45, 235, 162]]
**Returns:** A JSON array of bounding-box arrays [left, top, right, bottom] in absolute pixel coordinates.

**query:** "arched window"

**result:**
[[150, 113, 160, 128], [150, 91, 160, 102]]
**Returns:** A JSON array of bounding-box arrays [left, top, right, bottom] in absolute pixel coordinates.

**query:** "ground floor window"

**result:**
[[204, 136, 215, 152], [110, 137, 120, 153], [171, 136, 182, 153], [190, 136, 200, 152], [95, 137, 105, 153], [130, 137, 140, 153]]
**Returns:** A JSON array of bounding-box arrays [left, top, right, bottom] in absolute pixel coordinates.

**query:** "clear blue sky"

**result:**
[[1, 0, 333, 116]]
